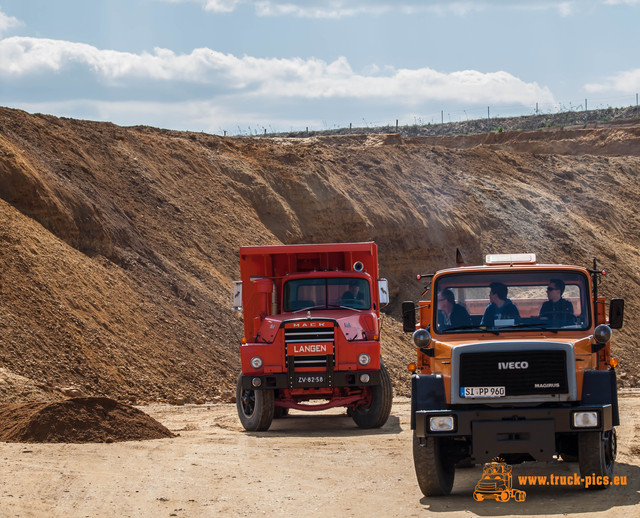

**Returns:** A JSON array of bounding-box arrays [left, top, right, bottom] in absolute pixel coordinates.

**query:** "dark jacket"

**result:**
[[438, 304, 472, 331], [539, 298, 575, 326], [481, 299, 520, 328]]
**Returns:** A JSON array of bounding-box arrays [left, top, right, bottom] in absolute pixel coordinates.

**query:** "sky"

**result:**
[[1, 0, 639, 135]]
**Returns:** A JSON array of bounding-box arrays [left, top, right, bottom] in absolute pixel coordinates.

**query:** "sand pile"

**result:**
[[1, 106, 639, 402], [0, 397, 175, 443]]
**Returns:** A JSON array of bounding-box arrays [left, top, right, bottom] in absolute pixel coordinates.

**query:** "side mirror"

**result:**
[[231, 281, 243, 312], [378, 278, 389, 305], [609, 298, 624, 329], [402, 301, 416, 332]]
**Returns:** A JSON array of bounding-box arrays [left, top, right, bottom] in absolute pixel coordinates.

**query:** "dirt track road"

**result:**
[[2, 395, 640, 517]]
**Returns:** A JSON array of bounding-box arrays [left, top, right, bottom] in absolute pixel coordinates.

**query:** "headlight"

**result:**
[[430, 415, 455, 432], [412, 328, 432, 348], [250, 356, 263, 369], [573, 411, 598, 428], [358, 353, 371, 366], [359, 374, 370, 383], [594, 324, 612, 344]]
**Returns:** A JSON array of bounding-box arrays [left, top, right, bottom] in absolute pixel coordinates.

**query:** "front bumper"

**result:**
[[415, 404, 613, 463], [240, 370, 382, 390]]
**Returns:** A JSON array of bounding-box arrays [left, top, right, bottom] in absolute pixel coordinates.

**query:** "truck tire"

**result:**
[[351, 361, 393, 429], [413, 432, 455, 496], [578, 428, 616, 489], [236, 375, 275, 432]]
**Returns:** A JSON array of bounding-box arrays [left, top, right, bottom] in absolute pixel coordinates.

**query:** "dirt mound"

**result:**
[[0, 397, 175, 443], [0, 106, 639, 403]]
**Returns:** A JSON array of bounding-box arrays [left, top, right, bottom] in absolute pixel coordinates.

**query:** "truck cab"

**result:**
[[233, 242, 392, 431], [402, 253, 625, 496]]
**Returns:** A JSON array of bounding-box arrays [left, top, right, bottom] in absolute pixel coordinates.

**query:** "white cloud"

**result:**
[[0, 37, 236, 83], [254, 1, 490, 18], [160, 0, 243, 12], [0, 36, 554, 107], [584, 69, 640, 94], [11, 97, 314, 134], [250, 64, 555, 107], [557, 2, 575, 16], [203, 0, 242, 12], [0, 9, 21, 37], [254, 1, 389, 18], [155, 0, 636, 18]]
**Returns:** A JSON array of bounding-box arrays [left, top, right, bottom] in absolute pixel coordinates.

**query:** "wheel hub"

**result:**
[[241, 390, 256, 416]]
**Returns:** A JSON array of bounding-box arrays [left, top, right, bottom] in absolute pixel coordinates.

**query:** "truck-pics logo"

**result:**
[[498, 361, 529, 370], [473, 458, 526, 503]]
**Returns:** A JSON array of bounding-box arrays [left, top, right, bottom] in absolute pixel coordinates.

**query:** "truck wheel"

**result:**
[[351, 361, 393, 429], [236, 375, 275, 431], [413, 432, 455, 496], [578, 428, 616, 489]]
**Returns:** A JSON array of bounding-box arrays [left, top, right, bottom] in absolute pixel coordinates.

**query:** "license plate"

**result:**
[[461, 386, 505, 398], [295, 375, 325, 387]]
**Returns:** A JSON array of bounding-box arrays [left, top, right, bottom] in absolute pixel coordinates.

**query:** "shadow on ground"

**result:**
[[246, 412, 403, 437], [421, 460, 640, 515]]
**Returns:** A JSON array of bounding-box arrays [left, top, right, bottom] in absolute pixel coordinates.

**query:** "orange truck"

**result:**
[[402, 253, 625, 496], [232, 242, 392, 431]]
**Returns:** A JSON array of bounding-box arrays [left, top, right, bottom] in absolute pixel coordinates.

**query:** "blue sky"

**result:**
[[1, 0, 639, 134]]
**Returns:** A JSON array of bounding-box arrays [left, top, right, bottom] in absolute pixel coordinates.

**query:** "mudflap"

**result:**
[[582, 369, 619, 427], [411, 374, 447, 431]]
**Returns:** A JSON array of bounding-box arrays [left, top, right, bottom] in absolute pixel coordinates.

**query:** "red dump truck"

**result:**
[[232, 242, 392, 431]]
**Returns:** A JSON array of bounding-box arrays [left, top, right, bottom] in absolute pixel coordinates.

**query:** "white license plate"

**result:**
[[461, 386, 505, 398]]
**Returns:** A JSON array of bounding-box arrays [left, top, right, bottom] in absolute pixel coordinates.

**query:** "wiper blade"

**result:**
[[292, 304, 363, 313], [292, 305, 326, 313], [443, 325, 499, 335], [490, 323, 559, 333], [327, 304, 362, 312]]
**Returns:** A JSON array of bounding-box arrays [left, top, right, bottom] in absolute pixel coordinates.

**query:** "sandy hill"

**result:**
[[1, 106, 639, 403]]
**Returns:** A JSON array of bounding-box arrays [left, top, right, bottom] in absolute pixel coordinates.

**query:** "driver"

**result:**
[[437, 288, 472, 330], [342, 280, 364, 301]]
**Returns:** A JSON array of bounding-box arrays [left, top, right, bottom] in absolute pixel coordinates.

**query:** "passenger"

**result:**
[[437, 288, 472, 330], [539, 279, 575, 326], [481, 282, 520, 328], [342, 280, 364, 301]]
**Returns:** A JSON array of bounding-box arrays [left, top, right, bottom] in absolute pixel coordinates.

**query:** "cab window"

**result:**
[[434, 271, 589, 333]]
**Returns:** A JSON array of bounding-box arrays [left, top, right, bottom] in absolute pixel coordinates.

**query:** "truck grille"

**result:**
[[288, 355, 329, 369], [459, 350, 568, 396], [284, 327, 335, 343], [284, 324, 335, 386]]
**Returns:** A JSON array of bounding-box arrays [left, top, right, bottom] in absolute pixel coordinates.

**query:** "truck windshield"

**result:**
[[283, 277, 371, 312], [434, 271, 590, 334]]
